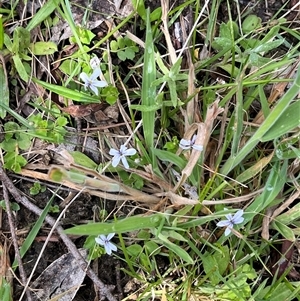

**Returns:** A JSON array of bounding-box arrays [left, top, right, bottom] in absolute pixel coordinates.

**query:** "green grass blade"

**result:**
[[59, 0, 89, 62], [141, 9, 156, 152], [244, 160, 288, 221], [33, 78, 100, 103], [0, 278, 12, 301], [261, 100, 300, 141], [231, 74, 244, 156], [0, 64, 9, 118], [12, 194, 54, 269], [221, 67, 300, 175], [26, 0, 61, 31], [0, 102, 33, 128], [65, 214, 163, 235]]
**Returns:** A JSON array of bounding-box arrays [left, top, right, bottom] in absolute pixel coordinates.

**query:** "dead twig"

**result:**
[[2, 184, 32, 301]]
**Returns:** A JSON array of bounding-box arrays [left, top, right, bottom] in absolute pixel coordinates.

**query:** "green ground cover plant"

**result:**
[[0, 0, 299, 300]]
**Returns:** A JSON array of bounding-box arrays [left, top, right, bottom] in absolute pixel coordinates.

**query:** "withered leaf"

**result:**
[[62, 103, 106, 118], [62, 103, 119, 124]]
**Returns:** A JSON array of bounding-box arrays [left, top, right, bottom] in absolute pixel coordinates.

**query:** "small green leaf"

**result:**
[[17, 133, 32, 150], [157, 233, 194, 264], [4, 122, 20, 140], [12, 54, 29, 82], [127, 244, 143, 256], [150, 7, 161, 21], [249, 53, 270, 67], [242, 14, 262, 33], [3, 33, 12, 52], [100, 86, 119, 105], [110, 40, 118, 51], [202, 253, 220, 285], [117, 37, 126, 48], [124, 47, 136, 60], [219, 22, 231, 39], [3, 153, 27, 173], [212, 37, 232, 51], [117, 50, 126, 61], [1, 139, 18, 152], [272, 220, 295, 241], [13, 27, 30, 52], [48, 168, 65, 182], [252, 39, 284, 54], [131, 0, 146, 20], [55, 116, 68, 127], [59, 59, 78, 76], [0, 200, 20, 211], [30, 182, 43, 195], [77, 27, 95, 44], [29, 41, 57, 55], [145, 241, 160, 255], [69, 151, 98, 169]]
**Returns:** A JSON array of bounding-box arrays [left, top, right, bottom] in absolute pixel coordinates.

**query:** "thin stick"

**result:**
[[2, 184, 32, 301]]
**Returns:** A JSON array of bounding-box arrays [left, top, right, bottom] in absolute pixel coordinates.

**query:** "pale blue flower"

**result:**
[[95, 233, 117, 255], [109, 144, 137, 169], [80, 68, 107, 95], [217, 209, 244, 236], [179, 134, 203, 151]]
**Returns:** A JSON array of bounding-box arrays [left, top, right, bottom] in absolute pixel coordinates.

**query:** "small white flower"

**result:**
[[79, 68, 107, 95], [179, 134, 203, 151], [95, 233, 117, 255], [109, 144, 137, 169], [90, 56, 101, 69], [217, 209, 244, 236]]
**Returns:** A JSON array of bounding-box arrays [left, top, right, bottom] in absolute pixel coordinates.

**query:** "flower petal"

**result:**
[[90, 68, 101, 80], [109, 148, 119, 156], [80, 72, 89, 83], [93, 80, 108, 88], [121, 156, 130, 169], [111, 155, 121, 167], [105, 242, 117, 255], [192, 144, 204, 151], [225, 213, 233, 221], [124, 148, 137, 156], [107, 233, 115, 240], [90, 85, 99, 95], [217, 220, 230, 227], [119, 145, 128, 153], [105, 244, 113, 255], [232, 209, 244, 224], [110, 242, 117, 252], [224, 227, 232, 236], [95, 236, 105, 246], [191, 134, 197, 144], [179, 138, 192, 149]]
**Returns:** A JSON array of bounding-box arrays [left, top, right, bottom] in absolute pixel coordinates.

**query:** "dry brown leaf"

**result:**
[[61, 103, 119, 124]]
